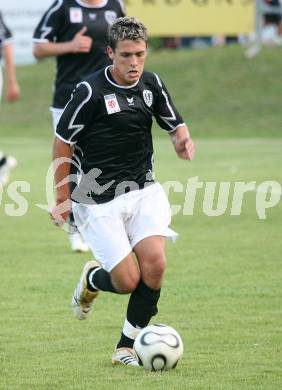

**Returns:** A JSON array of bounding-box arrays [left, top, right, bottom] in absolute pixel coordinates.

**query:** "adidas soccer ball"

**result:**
[[133, 324, 184, 371]]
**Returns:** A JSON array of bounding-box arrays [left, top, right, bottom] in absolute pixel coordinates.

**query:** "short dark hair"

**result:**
[[108, 16, 148, 50]]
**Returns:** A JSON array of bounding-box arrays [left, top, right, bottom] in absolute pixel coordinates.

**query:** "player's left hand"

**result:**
[[175, 137, 195, 160]]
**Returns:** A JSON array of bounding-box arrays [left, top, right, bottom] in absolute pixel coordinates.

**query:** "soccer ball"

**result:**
[[133, 324, 184, 371]]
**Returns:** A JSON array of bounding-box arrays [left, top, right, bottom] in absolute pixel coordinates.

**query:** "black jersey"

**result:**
[[32, 0, 125, 108], [0, 12, 12, 60], [56, 67, 185, 204]]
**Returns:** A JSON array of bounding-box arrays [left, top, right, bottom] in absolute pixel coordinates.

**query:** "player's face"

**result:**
[[108, 39, 147, 86]]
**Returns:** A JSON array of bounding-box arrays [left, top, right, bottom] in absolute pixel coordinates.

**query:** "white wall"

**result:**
[[0, 0, 52, 65]]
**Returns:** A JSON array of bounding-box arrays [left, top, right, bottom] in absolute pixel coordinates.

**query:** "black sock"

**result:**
[[69, 211, 75, 224], [0, 156, 7, 168], [87, 267, 118, 293], [116, 280, 161, 349], [116, 333, 135, 349], [127, 280, 160, 327]]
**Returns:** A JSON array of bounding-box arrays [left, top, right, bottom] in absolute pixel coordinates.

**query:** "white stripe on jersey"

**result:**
[[40, 0, 63, 40], [74, 144, 84, 157], [73, 153, 81, 167], [67, 81, 93, 143], [73, 144, 84, 168], [104, 66, 139, 89], [55, 132, 75, 145], [33, 38, 49, 43], [116, 0, 126, 13], [154, 73, 177, 130]]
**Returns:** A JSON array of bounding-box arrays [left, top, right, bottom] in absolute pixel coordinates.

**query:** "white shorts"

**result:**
[[50, 107, 64, 132], [72, 182, 178, 272]]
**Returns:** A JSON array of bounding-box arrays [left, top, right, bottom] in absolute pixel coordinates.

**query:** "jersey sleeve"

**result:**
[[32, 0, 63, 43], [56, 82, 93, 145], [116, 0, 126, 16], [153, 73, 185, 133], [0, 12, 13, 45]]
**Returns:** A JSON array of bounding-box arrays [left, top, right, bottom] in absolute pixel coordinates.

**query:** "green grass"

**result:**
[[0, 46, 282, 389]]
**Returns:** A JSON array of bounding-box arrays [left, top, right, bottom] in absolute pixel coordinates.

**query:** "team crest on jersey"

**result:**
[[143, 90, 153, 107], [104, 94, 121, 115], [70, 8, 83, 23], [105, 11, 117, 25]]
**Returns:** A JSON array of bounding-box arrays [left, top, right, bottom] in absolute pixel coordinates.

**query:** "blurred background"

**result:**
[[1, 0, 282, 65], [0, 1, 281, 389]]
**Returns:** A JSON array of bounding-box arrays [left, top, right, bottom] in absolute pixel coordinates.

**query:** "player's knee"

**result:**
[[112, 272, 140, 294], [121, 276, 140, 293], [152, 256, 166, 280], [146, 254, 166, 281]]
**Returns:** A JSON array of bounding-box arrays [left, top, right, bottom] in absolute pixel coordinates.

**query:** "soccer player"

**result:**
[[51, 16, 195, 366], [32, 0, 125, 252], [0, 11, 20, 189]]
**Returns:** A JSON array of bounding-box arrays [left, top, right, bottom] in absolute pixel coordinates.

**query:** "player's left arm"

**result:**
[[170, 125, 195, 161], [153, 73, 195, 160]]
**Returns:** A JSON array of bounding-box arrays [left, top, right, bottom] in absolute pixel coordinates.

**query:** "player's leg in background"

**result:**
[[0, 70, 17, 189], [0, 152, 17, 189]]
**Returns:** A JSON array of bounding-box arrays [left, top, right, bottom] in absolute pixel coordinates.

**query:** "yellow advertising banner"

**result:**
[[125, 0, 255, 36]]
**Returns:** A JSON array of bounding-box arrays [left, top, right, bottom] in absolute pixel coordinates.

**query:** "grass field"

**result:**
[[0, 46, 282, 389]]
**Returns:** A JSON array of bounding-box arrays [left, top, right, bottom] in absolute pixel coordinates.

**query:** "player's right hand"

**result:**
[[71, 26, 93, 53], [50, 199, 71, 227], [6, 81, 20, 102]]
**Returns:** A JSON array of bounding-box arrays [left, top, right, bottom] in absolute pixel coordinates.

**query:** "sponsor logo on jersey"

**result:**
[[105, 11, 117, 25], [126, 97, 134, 106], [70, 8, 83, 23], [143, 90, 153, 107], [104, 94, 121, 115]]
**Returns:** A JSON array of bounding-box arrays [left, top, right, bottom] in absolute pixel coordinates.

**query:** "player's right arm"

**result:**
[[2, 40, 20, 103], [51, 81, 93, 225], [51, 138, 72, 226], [0, 12, 20, 102]]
